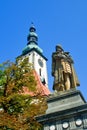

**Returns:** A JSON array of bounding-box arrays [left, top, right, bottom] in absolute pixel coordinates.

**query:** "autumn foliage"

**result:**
[[0, 58, 47, 130]]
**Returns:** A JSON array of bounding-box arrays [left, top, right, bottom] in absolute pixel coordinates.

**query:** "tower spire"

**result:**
[[22, 24, 43, 55], [27, 23, 38, 45]]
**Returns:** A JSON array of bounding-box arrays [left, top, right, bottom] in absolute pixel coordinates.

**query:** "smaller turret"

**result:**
[[27, 23, 38, 45], [22, 23, 43, 55]]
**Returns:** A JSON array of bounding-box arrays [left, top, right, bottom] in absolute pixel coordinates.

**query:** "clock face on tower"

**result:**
[[38, 58, 43, 67]]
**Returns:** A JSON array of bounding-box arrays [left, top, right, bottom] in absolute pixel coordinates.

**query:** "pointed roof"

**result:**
[[20, 70, 50, 96], [22, 24, 44, 56]]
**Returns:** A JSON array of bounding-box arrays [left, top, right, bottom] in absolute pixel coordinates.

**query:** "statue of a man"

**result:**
[[52, 45, 80, 92]]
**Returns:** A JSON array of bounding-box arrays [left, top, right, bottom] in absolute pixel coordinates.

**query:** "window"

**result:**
[[39, 68, 41, 76]]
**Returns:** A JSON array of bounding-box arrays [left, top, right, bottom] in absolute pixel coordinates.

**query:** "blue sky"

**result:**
[[0, 0, 87, 100]]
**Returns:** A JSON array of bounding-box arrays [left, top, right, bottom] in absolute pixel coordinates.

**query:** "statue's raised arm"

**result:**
[[52, 45, 80, 92]]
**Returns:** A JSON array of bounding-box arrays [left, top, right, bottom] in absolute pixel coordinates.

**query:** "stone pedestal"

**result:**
[[36, 89, 87, 130], [46, 89, 86, 114]]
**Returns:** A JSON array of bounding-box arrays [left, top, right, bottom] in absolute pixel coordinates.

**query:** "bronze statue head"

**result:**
[[56, 44, 64, 52]]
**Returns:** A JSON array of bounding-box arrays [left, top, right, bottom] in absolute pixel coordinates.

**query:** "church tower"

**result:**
[[18, 24, 48, 88]]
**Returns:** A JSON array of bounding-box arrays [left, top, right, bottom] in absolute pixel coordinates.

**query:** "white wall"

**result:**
[[21, 51, 48, 88]]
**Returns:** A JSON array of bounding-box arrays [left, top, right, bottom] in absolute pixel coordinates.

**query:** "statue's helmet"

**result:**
[[56, 44, 64, 52]]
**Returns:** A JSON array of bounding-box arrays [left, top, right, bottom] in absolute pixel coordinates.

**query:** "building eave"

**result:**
[[17, 48, 48, 61]]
